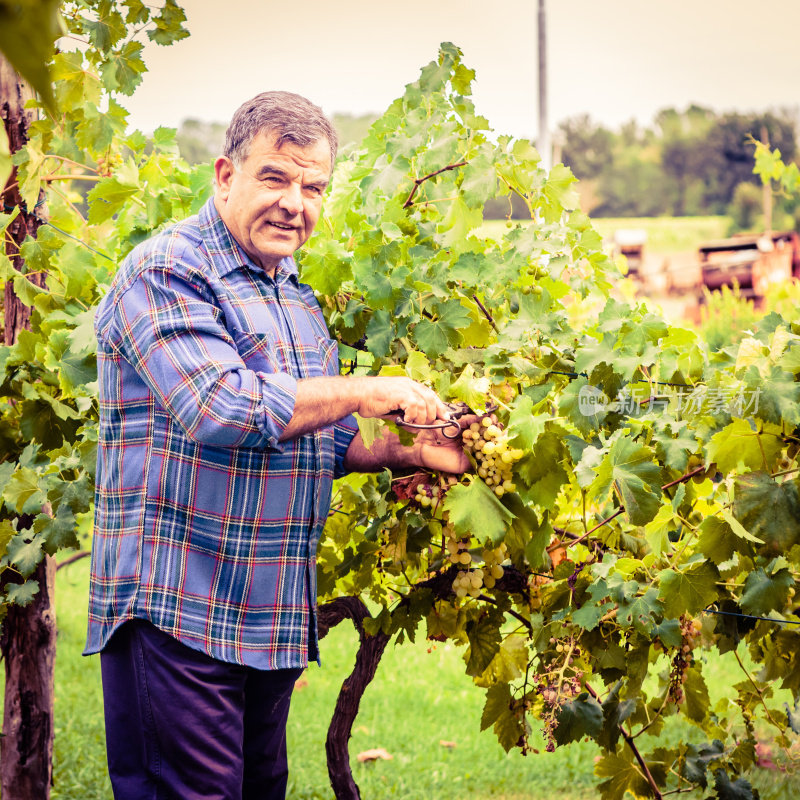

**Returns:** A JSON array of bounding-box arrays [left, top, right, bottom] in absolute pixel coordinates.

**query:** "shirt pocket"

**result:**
[[298, 335, 338, 379], [317, 335, 338, 377], [230, 328, 282, 374]]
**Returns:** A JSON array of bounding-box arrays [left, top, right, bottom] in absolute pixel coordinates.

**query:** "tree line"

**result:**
[[556, 106, 798, 225], [176, 106, 799, 229]]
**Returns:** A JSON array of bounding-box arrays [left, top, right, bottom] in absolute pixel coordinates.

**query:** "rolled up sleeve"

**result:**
[[332, 414, 359, 478], [109, 266, 296, 450]]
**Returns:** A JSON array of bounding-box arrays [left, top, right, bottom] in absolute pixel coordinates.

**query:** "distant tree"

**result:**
[[176, 118, 227, 164], [700, 111, 797, 212], [331, 113, 377, 151], [728, 181, 763, 232], [558, 114, 613, 179], [175, 112, 379, 166], [592, 154, 670, 217], [657, 105, 715, 215]]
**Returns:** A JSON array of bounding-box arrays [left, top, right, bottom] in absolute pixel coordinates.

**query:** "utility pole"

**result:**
[[538, 0, 551, 171]]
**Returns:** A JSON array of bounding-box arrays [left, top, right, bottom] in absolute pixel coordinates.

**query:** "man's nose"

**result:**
[[278, 183, 303, 216]]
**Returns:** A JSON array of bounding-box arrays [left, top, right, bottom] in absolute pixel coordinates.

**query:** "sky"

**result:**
[[124, 0, 800, 140]]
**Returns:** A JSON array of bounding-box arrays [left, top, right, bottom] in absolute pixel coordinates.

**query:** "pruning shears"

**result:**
[[392, 402, 497, 440]]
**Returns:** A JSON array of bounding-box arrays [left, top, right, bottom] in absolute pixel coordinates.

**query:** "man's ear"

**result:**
[[214, 156, 234, 200]]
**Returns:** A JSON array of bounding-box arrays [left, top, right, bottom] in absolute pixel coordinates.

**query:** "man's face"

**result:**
[[214, 131, 331, 274]]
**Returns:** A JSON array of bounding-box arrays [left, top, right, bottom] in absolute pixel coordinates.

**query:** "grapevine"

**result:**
[[309, 43, 800, 800]]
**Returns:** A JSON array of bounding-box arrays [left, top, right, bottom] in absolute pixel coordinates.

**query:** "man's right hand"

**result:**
[[355, 376, 452, 425]]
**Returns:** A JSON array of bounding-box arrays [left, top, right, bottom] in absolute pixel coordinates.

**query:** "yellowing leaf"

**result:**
[[356, 748, 393, 763], [449, 364, 490, 411], [354, 414, 388, 452], [706, 418, 782, 474], [404, 350, 431, 382], [644, 503, 677, 557], [719, 508, 763, 545], [735, 337, 767, 374]]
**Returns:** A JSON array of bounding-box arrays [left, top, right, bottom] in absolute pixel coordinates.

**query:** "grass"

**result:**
[[479, 216, 730, 256], [590, 216, 730, 255], [46, 559, 800, 799]]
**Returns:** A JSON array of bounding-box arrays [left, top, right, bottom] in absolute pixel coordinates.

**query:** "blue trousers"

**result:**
[[100, 619, 303, 800]]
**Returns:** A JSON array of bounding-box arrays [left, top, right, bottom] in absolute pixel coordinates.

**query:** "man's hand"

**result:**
[[355, 376, 452, 425], [410, 417, 476, 474]]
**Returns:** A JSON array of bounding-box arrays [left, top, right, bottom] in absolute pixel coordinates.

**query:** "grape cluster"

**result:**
[[481, 544, 507, 589], [452, 569, 484, 599], [444, 522, 472, 568], [413, 474, 457, 508], [446, 525, 508, 599], [667, 616, 702, 704], [535, 638, 585, 752], [461, 415, 523, 497], [96, 152, 123, 177]]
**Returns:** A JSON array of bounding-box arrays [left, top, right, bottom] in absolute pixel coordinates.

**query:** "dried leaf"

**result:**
[[356, 748, 393, 763]]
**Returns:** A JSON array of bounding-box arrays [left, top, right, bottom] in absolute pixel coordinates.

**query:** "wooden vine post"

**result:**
[[0, 53, 57, 800]]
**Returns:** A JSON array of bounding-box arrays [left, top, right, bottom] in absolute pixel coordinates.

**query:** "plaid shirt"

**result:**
[[85, 198, 358, 669]]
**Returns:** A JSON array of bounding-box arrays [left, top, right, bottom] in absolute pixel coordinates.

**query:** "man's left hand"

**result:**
[[412, 415, 478, 474]]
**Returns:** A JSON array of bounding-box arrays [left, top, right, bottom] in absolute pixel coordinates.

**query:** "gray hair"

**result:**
[[223, 91, 338, 169]]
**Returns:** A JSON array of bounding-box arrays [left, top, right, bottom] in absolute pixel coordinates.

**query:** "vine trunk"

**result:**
[[318, 598, 391, 800], [0, 54, 56, 799]]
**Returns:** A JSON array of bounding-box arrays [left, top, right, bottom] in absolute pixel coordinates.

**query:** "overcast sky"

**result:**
[[124, 0, 800, 139]]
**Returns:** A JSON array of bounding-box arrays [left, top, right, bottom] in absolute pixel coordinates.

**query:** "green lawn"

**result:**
[[590, 216, 730, 255], [480, 216, 730, 256], [47, 558, 798, 800]]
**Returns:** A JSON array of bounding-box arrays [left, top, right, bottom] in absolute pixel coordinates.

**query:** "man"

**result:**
[[85, 91, 471, 800]]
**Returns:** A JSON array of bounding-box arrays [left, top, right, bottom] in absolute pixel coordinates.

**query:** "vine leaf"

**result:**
[[706, 418, 782, 473], [34, 508, 80, 555], [449, 364, 490, 411], [4, 533, 46, 578], [553, 692, 603, 746], [572, 599, 613, 632], [480, 683, 510, 731], [413, 301, 471, 357], [719, 509, 763, 545], [644, 503, 678, 557], [0, 0, 62, 112], [443, 477, 514, 544], [3, 466, 46, 514], [474, 633, 527, 686], [365, 310, 395, 358], [354, 414, 386, 452], [739, 563, 794, 616], [464, 615, 501, 677], [732, 471, 800, 556], [682, 740, 724, 787], [697, 517, 740, 565], [713, 769, 756, 800], [618, 587, 662, 634], [87, 161, 141, 224], [684, 666, 711, 723], [785, 698, 800, 735], [598, 682, 636, 751], [658, 562, 720, 618], [589, 435, 661, 526], [5, 579, 40, 606], [507, 394, 548, 451], [595, 752, 651, 800]]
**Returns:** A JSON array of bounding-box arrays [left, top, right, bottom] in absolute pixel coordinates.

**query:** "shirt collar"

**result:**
[[199, 198, 299, 285]]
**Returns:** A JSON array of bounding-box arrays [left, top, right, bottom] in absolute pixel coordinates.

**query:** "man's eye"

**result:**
[[306, 186, 323, 196], [261, 175, 282, 185]]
